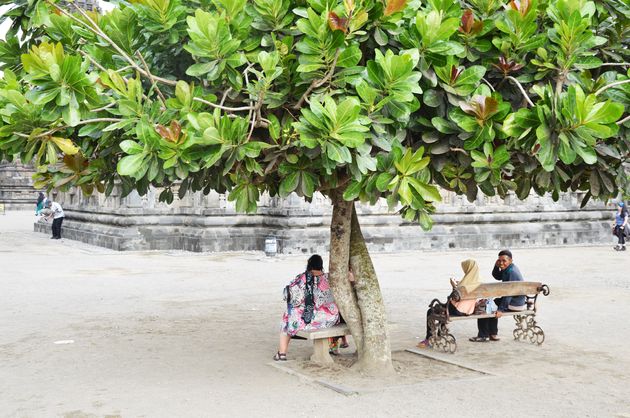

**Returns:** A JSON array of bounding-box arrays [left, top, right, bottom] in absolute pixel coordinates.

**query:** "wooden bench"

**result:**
[[296, 324, 351, 364], [427, 281, 550, 353]]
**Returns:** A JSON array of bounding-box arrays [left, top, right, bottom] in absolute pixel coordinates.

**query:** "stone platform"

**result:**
[[34, 184, 614, 253]]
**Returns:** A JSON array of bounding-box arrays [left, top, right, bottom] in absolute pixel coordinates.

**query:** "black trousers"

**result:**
[[425, 303, 465, 339], [615, 225, 626, 245], [52, 217, 64, 238], [477, 317, 498, 338]]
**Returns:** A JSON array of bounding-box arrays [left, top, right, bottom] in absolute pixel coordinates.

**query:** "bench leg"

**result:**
[[310, 338, 334, 364], [428, 317, 457, 353], [513, 314, 545, 345]]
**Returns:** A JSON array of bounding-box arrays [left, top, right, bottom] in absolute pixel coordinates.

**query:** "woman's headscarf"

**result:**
[[457, 259, 481, 293], [37, 192, 45, 204]]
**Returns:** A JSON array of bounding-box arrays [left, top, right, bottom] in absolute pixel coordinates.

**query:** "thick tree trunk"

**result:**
[[328, 191, 365, 356], [349, 205, 394, 375]]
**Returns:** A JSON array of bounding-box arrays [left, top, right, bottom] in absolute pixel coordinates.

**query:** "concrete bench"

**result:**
[[427, 281, 550, 353], [296, 324, 351, 364]]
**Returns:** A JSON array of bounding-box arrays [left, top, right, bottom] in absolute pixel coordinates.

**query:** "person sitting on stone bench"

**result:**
[[417, 259, 481, 348], [470, 249, 526, 342], [274, 254, 340, 361]]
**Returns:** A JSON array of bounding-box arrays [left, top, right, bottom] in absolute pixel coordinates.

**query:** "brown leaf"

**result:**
[[156, 124, 174, 142], [170, 120, 182, 141], [461, 96, 499, 122], [328, 12, 348, 33], [384, 0, 407, 16], [450, 66, 463, 84], [471, 20, 483, 34], [509, 0, 531, 16], [460, 9, 474, 34]]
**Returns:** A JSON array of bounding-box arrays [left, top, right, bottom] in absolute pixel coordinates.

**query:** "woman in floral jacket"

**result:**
[[273, 254, 340, 361]]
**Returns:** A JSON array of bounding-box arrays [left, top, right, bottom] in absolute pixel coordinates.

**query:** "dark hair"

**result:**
[[306, 254, 324, 271], [37, 192, 45, 204], [498, 249, 513, 259]]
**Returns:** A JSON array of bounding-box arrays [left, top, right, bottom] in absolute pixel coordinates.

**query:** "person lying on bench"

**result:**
[[470, 249, 526, 342], [274, 254, 340, 361], [417, 259, 481, 348]]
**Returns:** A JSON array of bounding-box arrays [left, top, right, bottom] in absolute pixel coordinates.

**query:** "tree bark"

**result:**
[[328, 190, 365, 356], [349, 204, 394, 375]]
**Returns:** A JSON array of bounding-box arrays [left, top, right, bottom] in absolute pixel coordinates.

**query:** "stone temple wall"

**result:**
[[0, 161, 38, 210], [33, 183, 615, 253]]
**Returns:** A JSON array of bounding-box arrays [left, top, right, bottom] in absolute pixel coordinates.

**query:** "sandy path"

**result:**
[[1, 211, 629, 418]]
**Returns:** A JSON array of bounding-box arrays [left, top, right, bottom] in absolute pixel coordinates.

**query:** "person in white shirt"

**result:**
[[45, 200, 65, 239]]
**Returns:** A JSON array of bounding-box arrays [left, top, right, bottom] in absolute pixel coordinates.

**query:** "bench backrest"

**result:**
[[458, 281, 544, 300]]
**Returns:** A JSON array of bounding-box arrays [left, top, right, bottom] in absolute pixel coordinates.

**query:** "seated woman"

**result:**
[[417, 259, 481, 348], [274, 254, 340, 361]]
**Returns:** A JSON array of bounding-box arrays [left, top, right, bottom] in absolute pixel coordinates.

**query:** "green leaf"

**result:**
[[343, 181, 362, 201], [117, 153, 145, 176], [337, 45, 362, 68], [119, 140, 143, 155], [279, 172, 299, 196], [408, 177, 442, 202]]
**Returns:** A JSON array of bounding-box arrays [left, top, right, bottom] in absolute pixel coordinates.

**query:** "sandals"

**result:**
[[273, 351, 287, 361], [469, 336, 489, 342]]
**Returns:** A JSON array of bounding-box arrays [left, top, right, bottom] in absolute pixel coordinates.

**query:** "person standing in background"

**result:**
[[613, 201, 628, 251], [35, 192, 47, 215]]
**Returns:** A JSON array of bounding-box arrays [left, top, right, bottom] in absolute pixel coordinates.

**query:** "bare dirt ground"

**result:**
[[1, 211, 629, 418]]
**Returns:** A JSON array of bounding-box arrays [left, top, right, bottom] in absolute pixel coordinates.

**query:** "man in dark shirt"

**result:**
[[470, 249, 526, 342]]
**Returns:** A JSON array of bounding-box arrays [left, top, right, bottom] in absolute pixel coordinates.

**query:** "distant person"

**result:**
[[45, 200, 65, 240], [470, 249, 525, 342], [35, 192, 47, 215], [418, 259, 481, 348], [274, 254, 340, 361], [613, 201, 628, 251]]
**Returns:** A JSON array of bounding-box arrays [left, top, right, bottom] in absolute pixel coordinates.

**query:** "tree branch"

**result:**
[[14, 118, 123, 139], [79, 50, 107, 72], [294, 49, 341, 110], [136, 51, 167, 107], [192, 97, 254, 112], [617, 114, 630, 126], [595, 79, 630, 96], [506, 76, 534, 107], [90, 103, 117, 113], [49, 1, 177, 87], [481, 77, 495, 92]]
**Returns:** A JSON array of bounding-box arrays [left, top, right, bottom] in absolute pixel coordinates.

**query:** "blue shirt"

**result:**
[[492, 263, 526, 311], [616, 210, 628, 226]]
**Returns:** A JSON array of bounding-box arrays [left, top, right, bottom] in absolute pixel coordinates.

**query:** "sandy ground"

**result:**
[[1, 210, 629, 418]]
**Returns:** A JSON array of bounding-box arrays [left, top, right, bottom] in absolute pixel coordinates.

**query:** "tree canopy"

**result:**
[[0, 0, 628, 223]]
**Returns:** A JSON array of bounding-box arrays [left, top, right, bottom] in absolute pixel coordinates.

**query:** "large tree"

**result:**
[[0, 0, 628, 374]]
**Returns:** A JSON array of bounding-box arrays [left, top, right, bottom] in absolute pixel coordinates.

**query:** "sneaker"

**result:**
[[416, 339, 431, 349], [614, 245, 622, 251], [622, 246, 627, 251]]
